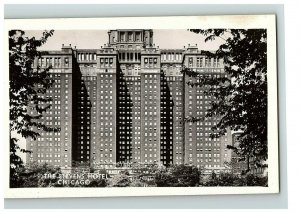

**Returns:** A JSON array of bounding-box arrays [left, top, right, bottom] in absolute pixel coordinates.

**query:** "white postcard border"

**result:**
[[4, 15, 278, 198]]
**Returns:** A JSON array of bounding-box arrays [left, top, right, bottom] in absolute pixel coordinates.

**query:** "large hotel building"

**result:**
[[26, 29, 232, 171]]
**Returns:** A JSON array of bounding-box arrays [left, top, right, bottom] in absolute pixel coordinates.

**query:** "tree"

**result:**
[[85, 179, 107, 187], [130, 179, 145, 187], [183, 29, 267, 169], [155, 164, 201, 187], [242, 173, 268, 186], [10, 162, 62, 188], [108, 173, 131, 187], [203, 172, 268, 187], [154, 168, 172, 187], [9, 30, 55, 187]]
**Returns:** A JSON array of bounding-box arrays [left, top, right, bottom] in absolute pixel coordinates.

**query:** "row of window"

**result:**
[[188, 57, 221, 68], [100, 58, 114, 65], [37, 57, 70, 68], [82, 76, 97, 80], [37, 154, 68, 158], [161, 53, 182, 61], [121, 76, 140, 81], [49, 74, 69, 78], [119, 52, 141, 61], [78, 53, 96, 61]]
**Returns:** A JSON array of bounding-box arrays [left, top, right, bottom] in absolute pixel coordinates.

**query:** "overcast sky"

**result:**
[[25, 29, 223, 51]]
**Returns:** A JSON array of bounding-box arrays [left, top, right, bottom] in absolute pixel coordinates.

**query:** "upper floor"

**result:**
[[32, 29, 225, 74]]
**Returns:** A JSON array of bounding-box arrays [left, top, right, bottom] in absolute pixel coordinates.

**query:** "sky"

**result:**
[[24, 29, 224, 51]]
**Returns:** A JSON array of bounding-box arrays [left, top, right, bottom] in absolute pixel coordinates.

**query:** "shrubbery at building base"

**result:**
[[10, 163, 267, 188]]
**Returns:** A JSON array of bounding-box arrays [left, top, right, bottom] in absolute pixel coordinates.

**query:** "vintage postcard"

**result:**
[[4, 15, 278, 198]]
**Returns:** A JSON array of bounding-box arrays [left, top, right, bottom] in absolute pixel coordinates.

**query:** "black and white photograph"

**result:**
[[5, 15, 279, 197]]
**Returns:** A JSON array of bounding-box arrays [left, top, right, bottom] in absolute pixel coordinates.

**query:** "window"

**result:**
[[64, 57, 69, 66], [120, 32, 125, 41], [197, 57, 200, 67], [128, 32, 133, 41], [189, 57, 193, 67], [205, 58, 209, 67], [136, 32, 140, 41], [40, 58, 44, 66]]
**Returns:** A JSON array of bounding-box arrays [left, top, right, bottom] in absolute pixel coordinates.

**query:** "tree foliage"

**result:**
[[108, 173, 131, 187], [130, 179, 145, 187], [203, 172, 268, 187], [10, 162, 62, 188], [85, 179, 107, 187], [184, 29, 268, 167], [155, 164, 201, 187], [9, 30, 55, 186]]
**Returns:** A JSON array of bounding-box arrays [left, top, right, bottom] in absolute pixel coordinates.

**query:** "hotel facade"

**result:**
[[26, 29, 232, 170]]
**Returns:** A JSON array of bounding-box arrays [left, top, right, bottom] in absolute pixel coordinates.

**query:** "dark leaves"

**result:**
[[9, 30, 55, 175], [184, 29, 268, 165]]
